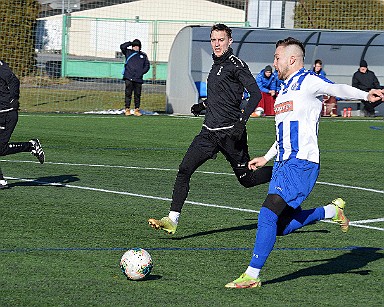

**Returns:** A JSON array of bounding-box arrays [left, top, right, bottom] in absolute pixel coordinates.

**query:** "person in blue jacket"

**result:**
[[253, 65, 277, 116], [120, 39, 150, 116], [256, 65, 276, 96], [312, 59, 326, 77]]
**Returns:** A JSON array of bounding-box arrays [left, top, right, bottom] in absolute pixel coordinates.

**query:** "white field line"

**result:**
[[5, 174, 384, 232], [18, 113, 381, 122], [6, 176, 258, 214], [2, 159, 384, 194], [316, 181, 384, 194], [350, 218, 384, 224]]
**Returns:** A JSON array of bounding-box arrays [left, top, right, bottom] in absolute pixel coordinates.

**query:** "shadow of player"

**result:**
[[7, 174, 80, 188], [264, 247, 383, 285]]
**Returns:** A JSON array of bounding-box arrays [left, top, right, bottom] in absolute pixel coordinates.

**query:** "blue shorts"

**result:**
[[268, 158, 320, 209]]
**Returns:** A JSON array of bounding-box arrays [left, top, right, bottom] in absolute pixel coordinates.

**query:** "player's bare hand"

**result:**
[[367, 89, 384, 102], [248, 157, 267, 170]]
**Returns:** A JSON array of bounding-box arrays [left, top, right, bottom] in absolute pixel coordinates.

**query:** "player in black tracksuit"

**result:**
[[148, 24, 272, 234], [0, 60, 45, 189]]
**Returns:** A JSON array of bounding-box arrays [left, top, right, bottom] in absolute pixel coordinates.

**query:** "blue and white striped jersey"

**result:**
[[264, 68, 369, 163]]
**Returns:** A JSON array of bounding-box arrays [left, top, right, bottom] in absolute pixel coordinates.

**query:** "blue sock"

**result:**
[[282, 207, 325, 235], [249, 207, 278, 269]]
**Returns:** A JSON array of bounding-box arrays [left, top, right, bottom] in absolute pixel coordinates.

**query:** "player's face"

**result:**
[[273, 46, 290, 80], [210, 30, 232, 57]]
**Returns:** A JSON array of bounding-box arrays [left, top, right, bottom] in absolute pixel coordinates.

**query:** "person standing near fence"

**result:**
[[0, 60, 45, 189], [120, 39, 150, 116]]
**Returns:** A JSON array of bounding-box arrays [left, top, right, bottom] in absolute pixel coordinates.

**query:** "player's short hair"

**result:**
[[210, 23, 232, 39], [314, 59, 322, 65], [276, 37, 305, 58]]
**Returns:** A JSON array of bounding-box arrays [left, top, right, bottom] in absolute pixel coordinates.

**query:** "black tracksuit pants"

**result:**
[[170, 127, 272, 213]]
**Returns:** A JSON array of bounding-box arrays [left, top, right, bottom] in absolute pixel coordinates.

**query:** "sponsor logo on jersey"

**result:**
[[274, 100, 293, 115]]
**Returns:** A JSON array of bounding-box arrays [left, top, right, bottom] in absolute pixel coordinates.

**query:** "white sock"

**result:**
[[324, 204, 336, 219], [245, 266, 260, 279], [168, 211, 180, 224]]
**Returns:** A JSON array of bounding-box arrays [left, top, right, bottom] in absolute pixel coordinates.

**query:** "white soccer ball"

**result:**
[[254, 107, 265, 117], [120, 248, 153, 280]]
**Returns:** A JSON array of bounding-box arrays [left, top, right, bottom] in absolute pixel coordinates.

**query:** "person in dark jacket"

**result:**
[[0, 60, 45, 189], [352, 59, 381, 117], [148, 24, 272, 234], [120, 39, 150, 116]]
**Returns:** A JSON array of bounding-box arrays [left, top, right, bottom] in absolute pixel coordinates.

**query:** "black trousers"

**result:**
[[361, 99, 382, 116], [170, 128, 273, 213], [0, 110, 32, 156], [124, 80, 142, 109]]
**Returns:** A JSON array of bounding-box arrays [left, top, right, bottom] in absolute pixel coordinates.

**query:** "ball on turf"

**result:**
[[120, 248, 153, 280]]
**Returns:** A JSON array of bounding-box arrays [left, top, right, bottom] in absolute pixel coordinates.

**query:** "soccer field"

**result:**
[[0, 114, 383, 306]]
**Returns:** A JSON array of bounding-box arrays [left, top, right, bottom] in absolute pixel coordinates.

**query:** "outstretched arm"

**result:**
[[322, 83, 384, 102]]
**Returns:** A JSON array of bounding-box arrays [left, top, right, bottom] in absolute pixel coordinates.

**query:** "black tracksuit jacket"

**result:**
[[0, 60, 20, 112], [352, 69, 380, 92], [204, 48, 261, 129]]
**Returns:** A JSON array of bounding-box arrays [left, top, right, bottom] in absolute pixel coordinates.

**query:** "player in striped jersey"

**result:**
[[226, 37, 384, 288]]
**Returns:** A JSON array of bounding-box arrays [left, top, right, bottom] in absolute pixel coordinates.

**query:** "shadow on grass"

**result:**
[[293, 229, 330, 234], [164, 222, 329, 241], [264, 247, 383, 285], [145, 274, 162, 281], [33, 95, 89, 106], [8, 174, 80, 188], [165, 223, 258, 240]]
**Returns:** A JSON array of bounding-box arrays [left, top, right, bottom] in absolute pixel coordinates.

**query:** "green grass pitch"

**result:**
[[0, 114, 383, 306]]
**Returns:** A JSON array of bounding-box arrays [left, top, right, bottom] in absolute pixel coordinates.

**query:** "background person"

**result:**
[[120, 39, 150, 116], [148, 24, 272, 235], [312, 59, 326, 77], [0, 60, 45, 189], [352, 59, 382, 117], [225, 37, 384, 289], [253, 65, 276, 116]]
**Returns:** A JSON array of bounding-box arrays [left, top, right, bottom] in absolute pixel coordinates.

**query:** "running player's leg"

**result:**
[[0, 166, 8, 189], [0, 111, 44, 163], [170, 144, 212, 213], [225, 194, 284, 288], [221, 131, 272, 187], [148, 129, 217, 233], [277, 199, 349, 235], [0, 111, 32, 156], [277, 206, 325, 236], [226, 158, 319, 287]]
